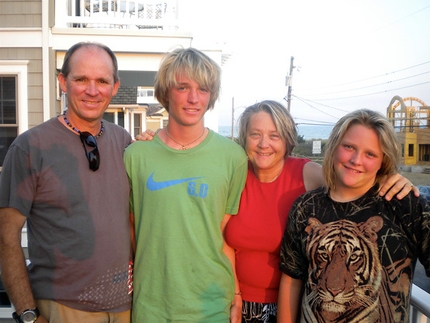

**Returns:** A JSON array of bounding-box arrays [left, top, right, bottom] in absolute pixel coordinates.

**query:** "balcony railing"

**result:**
[[55, 0, 178, 30], [410, 285, 430, 322], [2, 284, 430, 320]]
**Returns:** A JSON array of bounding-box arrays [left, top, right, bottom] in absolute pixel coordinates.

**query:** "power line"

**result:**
[[299, 61, 430, 93], [302, 81, 430, 101], [360, 5, 430, 38], [292, 95, 339, 119], [299, 71, 430, 97], [292, 95, 349, 113]]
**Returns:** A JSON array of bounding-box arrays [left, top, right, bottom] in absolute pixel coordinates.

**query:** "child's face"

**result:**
[[333, 124, 383, 197]]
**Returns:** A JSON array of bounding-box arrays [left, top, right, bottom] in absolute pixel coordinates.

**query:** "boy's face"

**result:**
[[166, 74, 211, 127]]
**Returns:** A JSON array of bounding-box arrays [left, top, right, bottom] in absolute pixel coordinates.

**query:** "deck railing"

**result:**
[[55, 0, 178, 30], [410, 285, 430, 322], [2, 283, 430, 320]]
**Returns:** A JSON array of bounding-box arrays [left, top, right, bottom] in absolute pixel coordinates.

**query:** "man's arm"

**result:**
[[221, 214, 242, 323], [0, 207, 36, 313], [277, 273, 303, 323]]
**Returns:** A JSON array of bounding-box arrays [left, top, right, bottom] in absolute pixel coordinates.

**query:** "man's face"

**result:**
[[58, 46, 119, 123]]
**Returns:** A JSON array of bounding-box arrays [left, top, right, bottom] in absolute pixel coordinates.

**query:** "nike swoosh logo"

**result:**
[[146, 172, 202, 191]]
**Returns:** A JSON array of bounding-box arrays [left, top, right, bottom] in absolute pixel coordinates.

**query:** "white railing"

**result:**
[[2, 283, 430, 320], [55, 0, 178, 30], [410, 285, 430, 323]]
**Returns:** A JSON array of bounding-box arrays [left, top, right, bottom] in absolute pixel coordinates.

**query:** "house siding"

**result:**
[[0, 0, 42, 28]]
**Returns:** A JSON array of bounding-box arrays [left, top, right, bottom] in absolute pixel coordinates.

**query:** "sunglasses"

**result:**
[[80, 132, 100, 171]]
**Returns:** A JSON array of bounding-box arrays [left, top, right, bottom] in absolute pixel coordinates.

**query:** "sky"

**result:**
[[178, 0, 430, 127]]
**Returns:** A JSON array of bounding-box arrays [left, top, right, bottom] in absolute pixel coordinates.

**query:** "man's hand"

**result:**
[[135, 129, 156, 141]]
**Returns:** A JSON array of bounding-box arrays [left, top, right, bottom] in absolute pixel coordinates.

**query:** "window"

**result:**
[[137, 87, 157, 104], [419, 144, 430, 161], [137, 88, 154, 97], [0, 60, 29, 170], [408, 144, 414, 157], [133, 113, 142, 138], [103, 111, 125, 128], [0, 76, 18, 167]]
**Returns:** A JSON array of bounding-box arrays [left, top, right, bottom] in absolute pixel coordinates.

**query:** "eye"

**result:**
[[199, 87, 209, 93], [270, 134, 281, 140], [343, 144, 354, 150], [249, 132, 260, 139]]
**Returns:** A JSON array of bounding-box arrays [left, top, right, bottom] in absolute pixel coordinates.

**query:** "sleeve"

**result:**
[[225, 151, 248, 215], [0, 137, 36, 217], [415, 196, 430, 277], [279, 196, 309, 280]]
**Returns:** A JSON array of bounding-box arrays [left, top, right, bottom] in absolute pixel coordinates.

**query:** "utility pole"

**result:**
[[286, 56, 294, 112], [231, 97, 235, 141]]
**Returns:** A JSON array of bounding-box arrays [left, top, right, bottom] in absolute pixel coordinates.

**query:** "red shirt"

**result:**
[[225, 157, 310, 303]]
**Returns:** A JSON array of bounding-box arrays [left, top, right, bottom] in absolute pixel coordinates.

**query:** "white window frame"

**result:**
[[0, 61, 29, 135]]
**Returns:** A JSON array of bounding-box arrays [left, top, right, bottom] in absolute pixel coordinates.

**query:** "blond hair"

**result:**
[[154, 48, 221, 111], [323, 109, 400, 190]]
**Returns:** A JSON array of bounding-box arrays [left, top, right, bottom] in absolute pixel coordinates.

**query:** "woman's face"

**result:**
[[245, 111, 287, 173], [333, 124, 383, 197]]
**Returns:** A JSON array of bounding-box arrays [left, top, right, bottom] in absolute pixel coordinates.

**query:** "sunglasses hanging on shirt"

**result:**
[[80, 132, 100, 171]]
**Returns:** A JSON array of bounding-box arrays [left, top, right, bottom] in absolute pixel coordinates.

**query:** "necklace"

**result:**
[[62, 112, 104, 137], [270, 170, 283, 182], [165, 127, 206, 150]]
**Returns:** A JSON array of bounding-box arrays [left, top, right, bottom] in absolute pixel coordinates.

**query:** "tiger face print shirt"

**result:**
[[280, 185, 430, 323]]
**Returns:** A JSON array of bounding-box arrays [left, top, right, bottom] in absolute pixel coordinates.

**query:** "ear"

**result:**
[[112, 79, 120, 96], [58, 73, 67, 93]]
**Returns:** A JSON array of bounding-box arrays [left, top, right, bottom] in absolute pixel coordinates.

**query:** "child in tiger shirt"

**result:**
[[277, 109, 430, 323]]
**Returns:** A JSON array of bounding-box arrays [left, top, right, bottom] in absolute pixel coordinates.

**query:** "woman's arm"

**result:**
[[378, 173, 419, 200]]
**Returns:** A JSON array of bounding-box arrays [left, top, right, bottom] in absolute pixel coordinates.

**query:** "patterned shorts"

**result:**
[[242, 300, 277, 323]]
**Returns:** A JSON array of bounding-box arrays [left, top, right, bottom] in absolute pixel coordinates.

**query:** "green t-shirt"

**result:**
[[124, 130, 248, 322]]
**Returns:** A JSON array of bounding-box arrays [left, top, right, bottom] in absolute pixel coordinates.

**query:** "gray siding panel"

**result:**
[[0, 0, 42, 28]]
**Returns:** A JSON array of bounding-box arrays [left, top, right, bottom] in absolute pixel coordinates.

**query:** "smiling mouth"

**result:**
[[344, 165, 361, 173], [258, 152, 272, 156], [83, 100, 99, 105]]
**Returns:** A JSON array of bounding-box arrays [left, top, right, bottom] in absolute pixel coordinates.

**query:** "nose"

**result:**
[[350, 152, 361, 165], [85, 81, 99, 96], [187, 88, 199, 103], [257, 135, 269, 148]]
